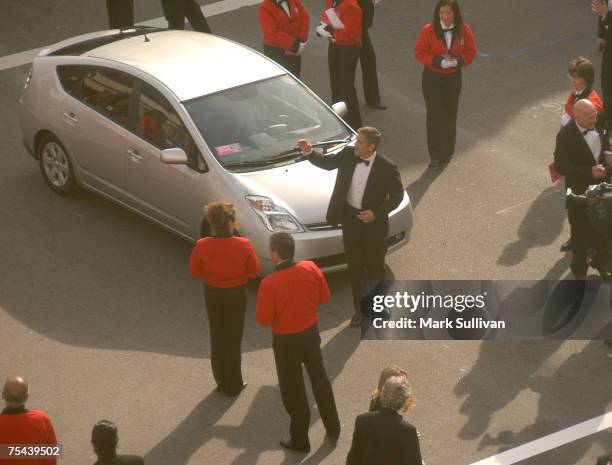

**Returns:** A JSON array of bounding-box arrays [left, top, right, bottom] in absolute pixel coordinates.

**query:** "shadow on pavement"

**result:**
[[405, 167, 446, 210], [497, 186, 566, 266]]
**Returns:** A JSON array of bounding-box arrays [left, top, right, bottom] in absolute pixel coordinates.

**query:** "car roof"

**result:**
[[83, 30, 286, 101]]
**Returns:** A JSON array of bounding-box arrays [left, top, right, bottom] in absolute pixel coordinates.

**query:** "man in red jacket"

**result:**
[[256, 233, 340, 453], [0, 377, 58, 465], [317, 0, 363, 129], [259, 0, 310, 78]]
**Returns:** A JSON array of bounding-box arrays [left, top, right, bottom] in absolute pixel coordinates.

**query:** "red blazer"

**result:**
[[256, 260, 330, 335], [189, 236, 261, 288], [414, 22, 477, 74], [563, 88, 604, 123], [322, 0, 362, 46], [260, 0, 309, 51], [0, 409, 57, 465]]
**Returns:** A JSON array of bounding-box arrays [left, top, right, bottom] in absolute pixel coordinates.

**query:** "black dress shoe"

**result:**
[[350, 311, 361, 327], [325, 432, 340, 444], [215, 386, 225, 393], [279, 437, 310, 453], [560, 239, 572, 252], [225, 382, 247, 397], [428, 160, 443, 168], [367, 102, 387, 110]]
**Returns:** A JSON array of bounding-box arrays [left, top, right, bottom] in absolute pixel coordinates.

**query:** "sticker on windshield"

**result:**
[[216, 143, 243, 156]]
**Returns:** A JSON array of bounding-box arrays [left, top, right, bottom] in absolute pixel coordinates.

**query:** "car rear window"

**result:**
[[47, 27, 164, 56]]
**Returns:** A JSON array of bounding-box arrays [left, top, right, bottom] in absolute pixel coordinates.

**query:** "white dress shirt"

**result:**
[[576, 122, 601, 163], [277, 0, 290, 16], [346, 152, 376, 209], [441, 21, 454, 50]]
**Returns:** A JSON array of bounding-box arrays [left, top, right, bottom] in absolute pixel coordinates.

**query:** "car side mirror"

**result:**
[[332, 101, 347, 118], [161, 148, 189, 165]]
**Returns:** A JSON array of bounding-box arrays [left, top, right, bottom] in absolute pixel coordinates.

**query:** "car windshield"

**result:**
[[184, 75, 352, 169]]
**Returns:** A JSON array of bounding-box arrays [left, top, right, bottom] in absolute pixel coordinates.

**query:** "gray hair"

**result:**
[[379, 375, 411, 411], [357, 127, 382, 148]]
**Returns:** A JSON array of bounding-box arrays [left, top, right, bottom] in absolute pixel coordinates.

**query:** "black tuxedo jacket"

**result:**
[[346, 408, 422, 465], [93, 455, 145, 465], [308, 146, 404, 229], [554, 119, 610, 195], [357, 0, 374, 31]]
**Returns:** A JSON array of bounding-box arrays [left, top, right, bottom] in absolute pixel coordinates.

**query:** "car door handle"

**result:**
[[62, 111, 78, 125], [127, 148, 142, 162]]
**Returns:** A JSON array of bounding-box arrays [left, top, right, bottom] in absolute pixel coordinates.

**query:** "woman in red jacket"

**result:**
[[259, 0, 310, 78], [414, 0, 476, 168], [189, 202, 261, 397]]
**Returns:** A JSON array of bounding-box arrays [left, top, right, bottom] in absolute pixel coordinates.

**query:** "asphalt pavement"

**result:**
[[0, 1, 611, 465]]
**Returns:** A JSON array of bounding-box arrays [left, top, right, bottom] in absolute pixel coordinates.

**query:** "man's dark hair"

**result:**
[[270, 232, 295, 261], [432, 0, 464, 39], [91, 420, 118, 460], [568, 56, 595, 88]]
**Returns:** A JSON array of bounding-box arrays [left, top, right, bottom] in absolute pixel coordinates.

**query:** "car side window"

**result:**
[[57, 65, 86, 97], [81, 67, 134, 126], [137, 82, 204, 170]]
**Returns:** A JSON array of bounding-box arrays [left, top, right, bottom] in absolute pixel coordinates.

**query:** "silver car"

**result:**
[[19, 27, 412, 273]]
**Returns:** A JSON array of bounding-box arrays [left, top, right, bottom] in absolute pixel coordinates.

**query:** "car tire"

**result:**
[[38, 134, 77, 196]]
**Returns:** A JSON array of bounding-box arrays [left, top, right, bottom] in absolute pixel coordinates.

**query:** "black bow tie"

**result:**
[[442, 27, 454, 33], [583, 128, 595, 135], [358, 159, 371, 167]]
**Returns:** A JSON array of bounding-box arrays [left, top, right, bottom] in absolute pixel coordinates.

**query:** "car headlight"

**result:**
[[246, 195, 305, 233]]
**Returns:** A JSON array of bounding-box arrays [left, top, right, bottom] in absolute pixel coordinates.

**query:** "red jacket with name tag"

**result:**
[[414, 22, 477, 74], [322, 0, 362, 46], [260, 0, 309, 51]]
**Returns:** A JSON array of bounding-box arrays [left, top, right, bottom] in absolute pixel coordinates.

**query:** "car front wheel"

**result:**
[[38, 134, 77, 195]]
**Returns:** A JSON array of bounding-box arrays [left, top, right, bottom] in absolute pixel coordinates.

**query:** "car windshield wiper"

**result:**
[[223, 136, 354, 169]]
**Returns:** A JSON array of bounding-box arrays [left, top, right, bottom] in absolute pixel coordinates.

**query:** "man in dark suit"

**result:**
[[554, 99, 610, 278], [346, 375, 422, 465], [91, 420, 145, 465], [357, 0, 386, 110], [592, 0, 612, 129], [105, 0, 134, 29], [298, 127, 404, 326], [161, 0, 212, 33]]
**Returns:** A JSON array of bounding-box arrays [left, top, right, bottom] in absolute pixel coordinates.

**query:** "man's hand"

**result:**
[[592, 0, 609, 16], [592, 164, 607, 179], [297, 139, 313, 154], [598, 38, 606, 52], [357, 210, 375, 223]]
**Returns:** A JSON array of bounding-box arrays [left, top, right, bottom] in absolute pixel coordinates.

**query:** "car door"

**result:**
[[123, 80, 203, 236], [58, 65, 135, 200]]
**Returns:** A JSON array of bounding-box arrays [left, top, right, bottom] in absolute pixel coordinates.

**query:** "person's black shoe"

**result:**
[[225, 382, 247, 397], [350, 311, 362, 327], [560, 239, 572, 252], [367, 102, 387, 110], [325, 431, 340, 444], [279, 437, 310, 453], [215, 386, 225, 393], [428, 160, 443, 168]]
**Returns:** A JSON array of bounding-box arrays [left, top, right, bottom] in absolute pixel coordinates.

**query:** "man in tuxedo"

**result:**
[[298, 127, 404, 326], [592, 0, 612, 130], [357, 0, 386, 110], [554, 99, 610, 278], [91, 420, 145, 465], [161, 0, 212, 33], [105, 0, 134, 29]]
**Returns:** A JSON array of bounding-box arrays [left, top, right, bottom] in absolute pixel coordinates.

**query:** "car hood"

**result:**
[[232, 160, 337, 226]]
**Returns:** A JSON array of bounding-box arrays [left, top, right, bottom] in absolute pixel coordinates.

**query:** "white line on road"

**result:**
[[0, 0, 261, 72], [469, 411, 612, 465]]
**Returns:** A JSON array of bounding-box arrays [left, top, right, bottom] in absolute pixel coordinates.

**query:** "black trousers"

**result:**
[[359, 30, 381, 105], [204, 284, 246, 394], [328, 43, 362, 130], [263, 45, 301, 78], [161, 0, 212, 33], [567, 203, 606, 277], [106, 0, 134, 29], [272, 324, 340, 448], [601, 51, 612, 130], [422, 67, 462, 163], [342, 205, 387, 313]]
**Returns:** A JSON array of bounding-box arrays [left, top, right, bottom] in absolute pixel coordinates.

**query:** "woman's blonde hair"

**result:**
[[204, 202, 236, 232], [372, 365, 414, 412]]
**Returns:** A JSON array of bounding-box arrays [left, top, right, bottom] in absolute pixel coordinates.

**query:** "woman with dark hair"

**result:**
[[91, 420, 145, 465], [415, 0, 476, 168], [190, 202, 261, 396]]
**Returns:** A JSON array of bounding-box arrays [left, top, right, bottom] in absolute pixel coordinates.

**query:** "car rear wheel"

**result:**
[[38, 134, 77, 195]]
